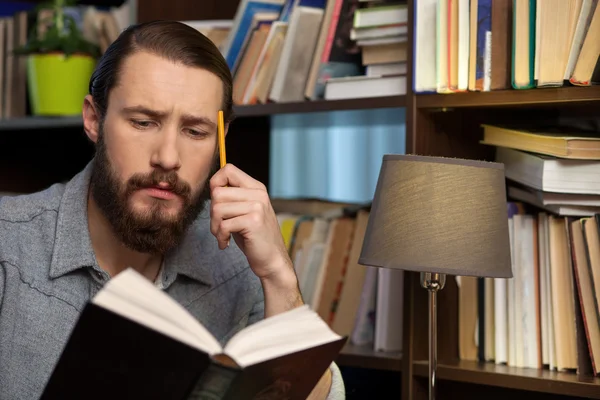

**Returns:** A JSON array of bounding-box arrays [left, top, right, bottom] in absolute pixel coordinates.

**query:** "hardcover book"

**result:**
[[40, 268, 347, 400]]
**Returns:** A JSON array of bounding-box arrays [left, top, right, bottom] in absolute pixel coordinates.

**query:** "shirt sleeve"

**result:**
[[326, 361, 346, 400]]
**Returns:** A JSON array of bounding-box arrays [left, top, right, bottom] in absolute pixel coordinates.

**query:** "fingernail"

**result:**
[[225, 240, 230, 248]]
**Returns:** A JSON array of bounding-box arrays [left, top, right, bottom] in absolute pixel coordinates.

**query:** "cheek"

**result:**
[[103, 119, 151, 180], [180, 142, 217, 186]]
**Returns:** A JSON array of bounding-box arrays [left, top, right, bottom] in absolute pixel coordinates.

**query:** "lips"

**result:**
[[141, 186, 178, 200]]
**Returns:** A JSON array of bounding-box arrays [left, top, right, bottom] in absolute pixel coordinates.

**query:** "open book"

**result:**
[[40, 268, 347, 400]]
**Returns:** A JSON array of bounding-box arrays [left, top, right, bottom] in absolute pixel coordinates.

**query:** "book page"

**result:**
[[223, 305, 342, 367], [93, 268, 222, 355]]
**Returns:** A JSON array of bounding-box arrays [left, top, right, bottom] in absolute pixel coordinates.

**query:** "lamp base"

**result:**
[[420, 272, 446, 400]]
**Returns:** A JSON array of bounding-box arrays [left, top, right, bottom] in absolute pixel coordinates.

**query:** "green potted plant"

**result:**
[[14, 0, 100, 116]]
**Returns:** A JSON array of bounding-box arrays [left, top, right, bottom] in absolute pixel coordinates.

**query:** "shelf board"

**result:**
[[23, 0, 127, 5], [0, 96, 405, 131], [416, 86, 600, 109], [336, 342, 402, 372], [0, 115, 83, 131], [413, 360, 600, 398], [233, 95, 406, 117]]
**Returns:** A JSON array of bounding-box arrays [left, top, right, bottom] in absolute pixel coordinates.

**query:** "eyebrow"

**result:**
[[122, 105, 217, 130]]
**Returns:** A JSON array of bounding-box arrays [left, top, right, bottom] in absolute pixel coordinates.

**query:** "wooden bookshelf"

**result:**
[[402, 1, 600, 399], [415, 85, 600, 109], [413, 360, 600, 399], [2, 1, 600, 399], [337, 343, 402, 372]]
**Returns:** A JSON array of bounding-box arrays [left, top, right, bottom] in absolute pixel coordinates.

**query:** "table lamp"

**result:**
[[358, 154, 513, 400]]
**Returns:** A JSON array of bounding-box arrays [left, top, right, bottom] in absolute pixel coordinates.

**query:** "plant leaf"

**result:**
[[14, 0, 101, 58]]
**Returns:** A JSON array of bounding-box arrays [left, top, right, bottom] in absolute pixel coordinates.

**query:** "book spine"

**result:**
[[186, 363, 239, 400], [474, 0, 492, 91]]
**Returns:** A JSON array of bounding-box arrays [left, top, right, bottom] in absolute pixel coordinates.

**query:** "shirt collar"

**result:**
[[49, 159, 215, 288], [49, 161, 99, 279]]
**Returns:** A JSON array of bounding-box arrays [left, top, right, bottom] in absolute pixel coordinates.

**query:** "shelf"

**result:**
[[416, 86, 600, 109], [233, 95, 406, 117], [336, 342, 402, 372], [22, 0, 127, 6], [413, 360, 600, 398], [0, 96, 405, 131], [0, 116, 83, 131]]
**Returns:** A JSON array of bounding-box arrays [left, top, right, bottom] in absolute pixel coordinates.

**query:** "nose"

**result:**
[[150, 126, 181, 171]]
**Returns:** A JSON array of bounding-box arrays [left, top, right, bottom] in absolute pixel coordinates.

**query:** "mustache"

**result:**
[[126, 169, 192, 199]]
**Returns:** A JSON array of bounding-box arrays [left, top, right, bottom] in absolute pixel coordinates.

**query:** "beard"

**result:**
[[89, 127, 216, 255]]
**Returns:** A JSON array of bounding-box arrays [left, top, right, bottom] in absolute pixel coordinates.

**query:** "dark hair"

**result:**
[[89, 20, 234, 123]]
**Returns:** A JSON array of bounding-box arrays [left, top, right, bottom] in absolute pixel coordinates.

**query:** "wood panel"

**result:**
[[22, 0, 126, 5], [416, 86, 600, 109], [137, 0, 241, 23], [414, 377, 596, 400], [336, 343, 402, 372], [413, 360, 600, 399], [234, 96, 406, 117]]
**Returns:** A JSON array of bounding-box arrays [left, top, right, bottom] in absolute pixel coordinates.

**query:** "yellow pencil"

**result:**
[[218, 110, 227, 168]]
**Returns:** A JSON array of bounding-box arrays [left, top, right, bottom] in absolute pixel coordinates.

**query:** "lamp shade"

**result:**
[[359, 154, 512, 278]]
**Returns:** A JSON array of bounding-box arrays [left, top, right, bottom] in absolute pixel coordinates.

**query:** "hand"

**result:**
[[209, 163, 293, 281]]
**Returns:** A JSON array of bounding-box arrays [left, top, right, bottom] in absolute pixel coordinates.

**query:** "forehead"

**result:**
[[110, 51, 224, 117]]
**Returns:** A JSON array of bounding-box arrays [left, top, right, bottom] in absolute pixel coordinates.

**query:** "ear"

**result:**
[[82, 94, 101, 143]]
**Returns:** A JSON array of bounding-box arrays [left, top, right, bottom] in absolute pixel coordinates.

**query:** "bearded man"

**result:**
[[0, 20, 344, 399]]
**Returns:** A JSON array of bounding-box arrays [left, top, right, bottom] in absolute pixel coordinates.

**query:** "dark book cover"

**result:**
[[567, 219, 594, 376], [312, 0, 363, 99], [477, 277, 485, 362], [40, 303, 347, 400], [490, 0, 513, 90], [474, 0, 492, 91]]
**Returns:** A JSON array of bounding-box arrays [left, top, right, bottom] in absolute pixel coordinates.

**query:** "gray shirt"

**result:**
[[0, 161, 345, 399]]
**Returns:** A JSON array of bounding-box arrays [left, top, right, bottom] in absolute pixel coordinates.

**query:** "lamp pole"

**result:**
[[420, 272, 446, 400]]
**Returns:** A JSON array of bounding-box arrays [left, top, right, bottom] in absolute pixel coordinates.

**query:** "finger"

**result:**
[[211, 186, 270, 204], [210, 201, 263, 239], [210, 163, 266, 191], [211, 201, 263, 220], [214, 214, 260, 250]]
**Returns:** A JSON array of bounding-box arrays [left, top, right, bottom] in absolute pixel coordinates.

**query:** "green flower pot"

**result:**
[[27, 53, 96, 116]]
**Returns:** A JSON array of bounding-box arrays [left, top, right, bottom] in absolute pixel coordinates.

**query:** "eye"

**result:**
[[130, 119, 154, 129], [186, 128, 209, 139]]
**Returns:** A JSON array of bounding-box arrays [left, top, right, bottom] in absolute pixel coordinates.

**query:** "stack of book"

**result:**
[[457, 123, 600, 376], [200, 0, 407, 105], [273, 198, 404, 354], [324, 0, 407, 100], [481, 123, 600, 217], [413, 0, 600, 94]]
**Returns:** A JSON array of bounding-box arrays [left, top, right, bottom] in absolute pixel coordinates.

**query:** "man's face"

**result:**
[[89, 51, 224, 254]]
